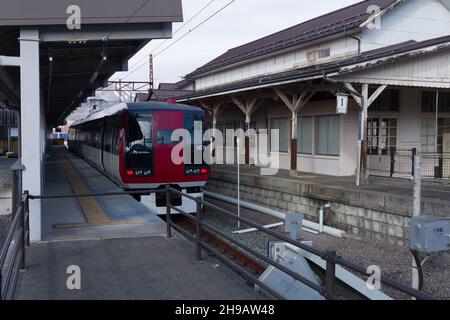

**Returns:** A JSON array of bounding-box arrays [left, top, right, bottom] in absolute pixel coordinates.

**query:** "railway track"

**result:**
[[170, 215, 266, 280]]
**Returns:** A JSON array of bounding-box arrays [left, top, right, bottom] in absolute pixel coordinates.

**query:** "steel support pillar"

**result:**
[[20, 28, 43, 243]]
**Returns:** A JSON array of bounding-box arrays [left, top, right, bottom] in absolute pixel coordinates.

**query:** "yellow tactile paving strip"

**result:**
[[54, 150, 145, 229]]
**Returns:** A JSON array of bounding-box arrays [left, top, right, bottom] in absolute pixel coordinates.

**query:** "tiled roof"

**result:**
[[135, 89, 192, 102], [158, 79, 192, 90], [186, 0, 399, 78]]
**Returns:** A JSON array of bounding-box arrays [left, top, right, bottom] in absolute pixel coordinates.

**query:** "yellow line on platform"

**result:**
[[54, 150, 145, 229]]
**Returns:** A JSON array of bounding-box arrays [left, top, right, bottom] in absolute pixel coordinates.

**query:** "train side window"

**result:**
[[104, 122, 113, 153], [112, 126, 119, 155]]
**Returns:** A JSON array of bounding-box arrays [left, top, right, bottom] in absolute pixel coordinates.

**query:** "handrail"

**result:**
[[21, 187, 437, 300], [165, 186, 438, 300], [0, 194, 29, 300]]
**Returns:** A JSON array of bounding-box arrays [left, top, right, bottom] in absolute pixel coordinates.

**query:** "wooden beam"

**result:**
[[274, 88, 294, 111], [368, 85, 388, 107], [344, 83, 362, 106]]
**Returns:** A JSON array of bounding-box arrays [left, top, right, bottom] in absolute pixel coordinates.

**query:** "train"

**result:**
[[67, 101, 209, 214]]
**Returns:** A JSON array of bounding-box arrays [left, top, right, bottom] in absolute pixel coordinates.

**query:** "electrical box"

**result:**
[[410, 216, 450, 253]]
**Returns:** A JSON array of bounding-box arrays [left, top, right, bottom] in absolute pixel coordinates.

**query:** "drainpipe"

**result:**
[[319, 203, 331, 233], [322, 72, 365, 186], [345, 31, 361, 55]]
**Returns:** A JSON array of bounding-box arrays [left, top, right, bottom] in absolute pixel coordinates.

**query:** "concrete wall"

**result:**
[[206, 168, 450, 247]]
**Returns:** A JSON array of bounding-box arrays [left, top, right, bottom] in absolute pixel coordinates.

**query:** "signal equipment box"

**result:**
[[410, 216, 450, 253]]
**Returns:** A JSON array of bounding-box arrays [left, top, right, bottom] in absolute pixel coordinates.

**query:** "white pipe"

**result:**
[[319, 203, 330, 234], [204, 191, 345, 238], [237, 138, 241, 229], [233, 222, 284, 235], [319, 208, 324, 233]]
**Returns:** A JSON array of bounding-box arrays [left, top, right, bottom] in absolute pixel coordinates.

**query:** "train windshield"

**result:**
[[126, 112, 153, 171]]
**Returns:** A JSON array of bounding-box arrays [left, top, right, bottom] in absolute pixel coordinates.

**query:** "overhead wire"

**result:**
[[122, 0, 237, 80]]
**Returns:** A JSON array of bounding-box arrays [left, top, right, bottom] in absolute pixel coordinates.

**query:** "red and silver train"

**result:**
[[68, 101, 208, 214]]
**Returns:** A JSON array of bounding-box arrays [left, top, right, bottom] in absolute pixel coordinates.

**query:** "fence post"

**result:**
[[195, 198, 202, 261], [325, 251, 337, 300], [23, 191, 30, 246], [390, 147, 395, 178], [165, 187, 172, 239], [411, 148, 417, 177], [20, 199, 26, 270]]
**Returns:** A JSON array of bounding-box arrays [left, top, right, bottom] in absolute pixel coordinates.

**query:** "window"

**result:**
[[156, 130, 181, 144], [421, 118, 436, 153], [422, 91, 450, 113], [307, 48, 330, 62], [367, 118, 397, 155], [297, 117, 313, 154], [103, 122, 113, 153], [438, 118, 450, 153], [370, 90, 400, 112], [315, 116, 340, 156], [126, 112, 153, 169], [270, 118, 289, 153]]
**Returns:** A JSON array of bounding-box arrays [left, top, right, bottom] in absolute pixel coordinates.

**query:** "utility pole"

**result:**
[[237, 137, 241, 229], [412, 154, 422, 296], [149, 54, 154, 89]]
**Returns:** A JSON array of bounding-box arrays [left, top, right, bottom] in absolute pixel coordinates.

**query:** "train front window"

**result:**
[[126, 112, 153, 173]]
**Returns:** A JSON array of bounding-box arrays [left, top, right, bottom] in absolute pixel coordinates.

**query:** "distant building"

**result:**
[[135, 80, 192, 102], [0, 107, 18, 154]]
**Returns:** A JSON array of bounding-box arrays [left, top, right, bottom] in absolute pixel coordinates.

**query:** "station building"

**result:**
[[178, 0, 450, 183]]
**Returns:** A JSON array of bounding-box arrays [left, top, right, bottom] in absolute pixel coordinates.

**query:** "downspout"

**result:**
[[322, 72, 365, 186], [345, 30, 361, 55]]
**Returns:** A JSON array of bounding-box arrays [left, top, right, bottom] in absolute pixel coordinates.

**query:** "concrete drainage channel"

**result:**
[[204, 191, 346, 238]]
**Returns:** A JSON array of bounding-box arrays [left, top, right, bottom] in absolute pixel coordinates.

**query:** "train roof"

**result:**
[[70, 102, 203, 127], [126, 102, 203, 112]]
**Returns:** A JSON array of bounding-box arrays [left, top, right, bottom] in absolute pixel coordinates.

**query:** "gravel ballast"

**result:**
[[203, 198, 450, 300]]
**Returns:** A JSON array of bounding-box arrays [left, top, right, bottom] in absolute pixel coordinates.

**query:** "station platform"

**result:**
[[15, 236, 259, 300], [42, 146, 165, 241], [14, 146, 259, 300]]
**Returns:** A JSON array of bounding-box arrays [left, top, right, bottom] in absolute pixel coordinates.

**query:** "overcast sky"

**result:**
[[111, 0, 361, 85]]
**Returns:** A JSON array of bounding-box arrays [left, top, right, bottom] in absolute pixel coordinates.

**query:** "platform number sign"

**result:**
[[336, 93, 349, 114]]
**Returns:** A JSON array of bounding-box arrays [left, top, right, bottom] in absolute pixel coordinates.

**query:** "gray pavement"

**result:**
[[42, 147, 165, 241], [15, 235, 260, 300]]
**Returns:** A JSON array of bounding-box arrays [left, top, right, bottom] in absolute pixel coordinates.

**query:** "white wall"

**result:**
[[214, 98, 360, 176], [195, 37, 359, 90], [362, 0, 450, 51]]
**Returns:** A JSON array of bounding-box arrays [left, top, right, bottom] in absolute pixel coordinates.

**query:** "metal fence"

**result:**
[[0, 187, 438, 300], [164, 187, 437, 300], [368, 148, 450, 184], [0, 192, 29, 300]]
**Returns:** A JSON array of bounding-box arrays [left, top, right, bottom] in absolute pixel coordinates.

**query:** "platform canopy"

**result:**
[[0, 0, 183, 126]]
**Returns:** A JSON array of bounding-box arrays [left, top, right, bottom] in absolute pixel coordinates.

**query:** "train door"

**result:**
[[153, 110, 184, 182]]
